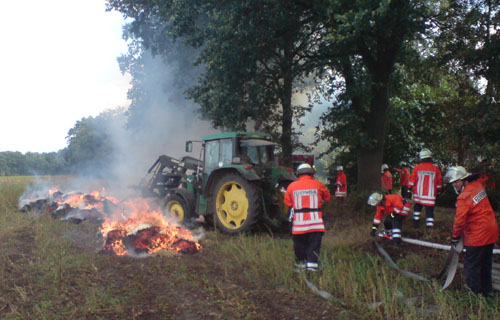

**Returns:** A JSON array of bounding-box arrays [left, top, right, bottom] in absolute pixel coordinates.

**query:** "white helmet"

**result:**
[[419, 148, 432, 159], [399, 161, 408, 167], [296, 163, 315, 176], [337, 165, 343, 171], [381, 164, 389, 173], [367, 192, 383, 206], [444, 166, 470, 184]]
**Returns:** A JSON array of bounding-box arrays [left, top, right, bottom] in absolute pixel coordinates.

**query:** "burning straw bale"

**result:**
[[101, 225, 200, 256], [19, 187, 202, 256]]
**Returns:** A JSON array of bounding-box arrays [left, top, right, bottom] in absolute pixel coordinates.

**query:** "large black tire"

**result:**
[[211, 172, 261, 234], [163, 194, 194, 225]]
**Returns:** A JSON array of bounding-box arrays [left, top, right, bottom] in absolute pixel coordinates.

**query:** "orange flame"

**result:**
[[40, 187, 201, 256]]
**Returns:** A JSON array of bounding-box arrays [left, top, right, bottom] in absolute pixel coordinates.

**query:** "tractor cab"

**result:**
[[195, 132, 277, 175], [181, 131, 295, 234]]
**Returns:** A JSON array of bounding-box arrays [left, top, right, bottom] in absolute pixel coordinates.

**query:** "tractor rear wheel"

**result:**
[[163, 194, 192, 224], [212, 173, 261, 234]]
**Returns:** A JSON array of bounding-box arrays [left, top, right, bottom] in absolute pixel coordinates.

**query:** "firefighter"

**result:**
[[367, 192, 411, 244], [408, 148, 442, 229], [381, 164, 393, 194], [335, 166, 347, 198], [284, 163, 331, 272], [444, 166, 499, 296], [395, 161, 411, 200]]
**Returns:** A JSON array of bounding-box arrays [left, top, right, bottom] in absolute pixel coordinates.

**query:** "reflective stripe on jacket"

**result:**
[[335, 172, 347, 197], [284, 175, 331, 234], [373, 194, 411, 225], [452, 180, 499, 246], [408, 162, 442, 206]]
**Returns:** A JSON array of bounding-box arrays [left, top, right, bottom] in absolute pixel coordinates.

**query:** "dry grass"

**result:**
[[0, 178, 499, 319]]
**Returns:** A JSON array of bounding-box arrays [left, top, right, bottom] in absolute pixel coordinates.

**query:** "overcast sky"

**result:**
[[0, 0, 130, 153]]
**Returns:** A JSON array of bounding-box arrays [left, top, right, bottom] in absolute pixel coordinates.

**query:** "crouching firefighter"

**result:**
[[284, 163, 331, 272], [444, 166, 499, 297], [367, 192, 411, 244]]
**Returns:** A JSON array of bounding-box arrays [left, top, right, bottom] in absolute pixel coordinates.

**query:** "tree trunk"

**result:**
[[281, 72, 294, 167], [280, 35, 294, 168], [357, 73, 391, 192]]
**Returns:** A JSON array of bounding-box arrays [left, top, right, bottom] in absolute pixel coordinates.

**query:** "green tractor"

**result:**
[[140, 132, 296, 234]]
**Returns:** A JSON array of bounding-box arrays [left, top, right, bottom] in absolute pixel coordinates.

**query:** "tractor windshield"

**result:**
[[205, 139, 233, 173], [240, 139, 274, 165]]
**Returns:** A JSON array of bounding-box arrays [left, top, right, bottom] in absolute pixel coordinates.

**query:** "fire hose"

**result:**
[[377, 236, 500, 291], [301, 236, 499, 308]]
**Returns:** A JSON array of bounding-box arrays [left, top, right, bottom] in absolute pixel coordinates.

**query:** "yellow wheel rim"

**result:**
[[166, 201, 185, 222], [216, 181, 249, 229]]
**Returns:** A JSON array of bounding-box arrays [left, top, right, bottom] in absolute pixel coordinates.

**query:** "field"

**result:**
[[1, 176, 499, 319]]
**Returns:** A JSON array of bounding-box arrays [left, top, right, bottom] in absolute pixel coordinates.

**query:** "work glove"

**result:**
[[451, 237, 460, 248], [370, 229, 376, 237]]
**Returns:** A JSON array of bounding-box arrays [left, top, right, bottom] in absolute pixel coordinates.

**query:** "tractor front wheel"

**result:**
[[163, 194, 192, 224], [211, 173, 261, 234]]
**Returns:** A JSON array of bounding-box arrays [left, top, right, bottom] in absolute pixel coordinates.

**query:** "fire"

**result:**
[[99, 197, 201, 256], [20, 187, 202, 256]]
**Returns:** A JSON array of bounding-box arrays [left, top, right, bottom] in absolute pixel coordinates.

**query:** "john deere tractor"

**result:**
[[139, 132, 296, 234]]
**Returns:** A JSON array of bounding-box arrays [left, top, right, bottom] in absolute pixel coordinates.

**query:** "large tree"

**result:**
[[316, 0, 429, 190], [107, 0, 325, 165], [432, 0, 500, 162]]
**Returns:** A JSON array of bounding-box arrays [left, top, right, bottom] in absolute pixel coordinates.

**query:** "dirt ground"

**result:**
[[87, 234, 350, 320], [5, 204, 499, 319]]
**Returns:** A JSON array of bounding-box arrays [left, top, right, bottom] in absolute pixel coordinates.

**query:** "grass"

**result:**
[[0, 176, 499, 319]]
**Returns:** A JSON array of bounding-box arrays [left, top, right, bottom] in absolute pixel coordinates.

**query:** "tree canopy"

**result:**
[[7, 0, 500, 200]]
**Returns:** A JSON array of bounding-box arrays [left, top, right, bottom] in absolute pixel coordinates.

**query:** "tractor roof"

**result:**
[[202, 131, 272, 141]]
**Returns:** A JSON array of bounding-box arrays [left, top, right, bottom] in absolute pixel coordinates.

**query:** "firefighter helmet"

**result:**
[[444, 166, 470, 184], [419, 148, 432, 160], [367, 192, 383, 206], [337, 165, 343, 171], [381, 163, 389, 173], [400, 161, 408, 167], [296, 163, 315, 176]]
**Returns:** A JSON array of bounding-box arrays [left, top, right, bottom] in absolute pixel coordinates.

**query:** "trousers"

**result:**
[[292, 232, 323, 266], [464, 243, 494, 296]]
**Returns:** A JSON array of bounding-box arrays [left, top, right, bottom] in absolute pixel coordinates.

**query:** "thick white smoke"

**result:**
[[96, 51, 218, 196]]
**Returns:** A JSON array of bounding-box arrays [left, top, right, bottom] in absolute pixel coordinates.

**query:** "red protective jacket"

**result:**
[[372, 194, 411, 226], [284, 175, 331, 234], [381, 170, 393, 192], [408, 161, 442, 206], [452, 180, 499, 246], [395, 167, 410, 187], [335, 172, 347, 197]]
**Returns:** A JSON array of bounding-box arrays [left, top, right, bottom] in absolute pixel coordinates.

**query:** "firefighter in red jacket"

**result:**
[[284, 163, 331, 272], [335, 166, 347, 198], [367, 192, 411, 244], [395, 161, 411, 200], [444, 166, 499, 296], [408, 148, 442, 229], [381, 164, 393, 194]]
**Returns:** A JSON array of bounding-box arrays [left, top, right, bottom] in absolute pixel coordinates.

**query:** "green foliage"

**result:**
[[104, 0, 500, 191], [0, 151, 67, 176]]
